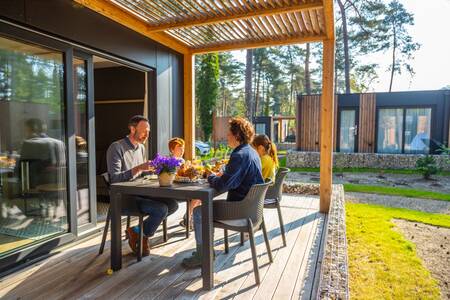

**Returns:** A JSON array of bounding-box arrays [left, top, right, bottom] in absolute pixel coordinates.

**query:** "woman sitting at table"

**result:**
[[252, 134, 279, 182], [182, 117, 264, 269]]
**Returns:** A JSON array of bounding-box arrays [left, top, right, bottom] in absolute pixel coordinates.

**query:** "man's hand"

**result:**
[[131, 161, 152, 177]]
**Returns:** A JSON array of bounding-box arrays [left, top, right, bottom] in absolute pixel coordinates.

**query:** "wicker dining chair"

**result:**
[[98, 173, 168, 261], [213, 181, 273, 285], [264, 167, 290, 247]]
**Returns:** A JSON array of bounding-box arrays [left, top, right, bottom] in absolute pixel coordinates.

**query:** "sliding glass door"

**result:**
[[0, 35, 68, 256]]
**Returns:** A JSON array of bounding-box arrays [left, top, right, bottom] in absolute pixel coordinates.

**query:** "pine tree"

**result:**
[[381, 0, 420, 92]]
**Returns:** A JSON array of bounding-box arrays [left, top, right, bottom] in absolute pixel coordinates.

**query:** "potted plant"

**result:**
[[150, 154, 182, 186]]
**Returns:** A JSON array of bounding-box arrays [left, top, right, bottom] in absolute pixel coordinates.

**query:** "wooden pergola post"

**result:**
[[319, 39, 335, 213], [184, 53, 195, 161]]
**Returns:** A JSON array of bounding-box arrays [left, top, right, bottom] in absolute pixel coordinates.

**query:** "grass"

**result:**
[[344, 183, 450, 202], [346, 203, 450, 299]]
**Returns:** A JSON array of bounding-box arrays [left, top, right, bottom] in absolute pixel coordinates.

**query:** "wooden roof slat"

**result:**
[[140, 0, 177, 20], [199, 0, 221, 17], [230, 0, 247, 13], [191, 33, 326, 54], [280, 14, 296, 36], [266, 15, 282, 35], [292, 11, 304, 34], [217, 23, 240, 40], [287, 12, 301, 34], [112, 0, 153, 21], [316, 8, 325, 34], [113, 0, 160, 22], [211, 23, 234, 42], [254, 16, 272, 37], [262, 15, 278, 37], [185, 0, 213, 18], [207, 0, 227, 16], [249, 18, 266, 38], [295, 11, 308, 34], [224, 22, 245, 40], [309, 9, 321, 35], [301, 10, 314, 34], [275, 14, 290, 36], [240, 19, 263, 40], [166, 30, 196, 47]]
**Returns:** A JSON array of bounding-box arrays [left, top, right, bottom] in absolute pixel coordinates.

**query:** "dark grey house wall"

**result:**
[[0, 0, 184, 153], [337, 90, 450, 151]]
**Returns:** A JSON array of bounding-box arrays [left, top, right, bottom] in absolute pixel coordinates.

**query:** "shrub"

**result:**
[[415, 155, 440, 179]]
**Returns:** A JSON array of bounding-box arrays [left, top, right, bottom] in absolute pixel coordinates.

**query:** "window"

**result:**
[[0, 36, 68, 256], [377, 107, 432, 154], [339, 110, 357, 153], [377, 109, 403, 153], [404, 108, 431, 154], [255, 123, 266, 135]]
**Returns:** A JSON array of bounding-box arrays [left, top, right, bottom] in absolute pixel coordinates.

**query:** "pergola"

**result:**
[[75, 0, 335, 212]]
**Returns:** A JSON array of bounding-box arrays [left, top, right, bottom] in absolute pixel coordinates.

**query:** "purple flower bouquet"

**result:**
[[150, 153, 182, 175]]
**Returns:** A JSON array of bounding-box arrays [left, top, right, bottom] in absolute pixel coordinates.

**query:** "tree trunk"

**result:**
[[245, 49, 254, 120], [254, 63, 261, 117], [305, 43, 312, 95], [337, 0, 351, 94], [389, 25, 397, 92], [288, 46, 294, 116]]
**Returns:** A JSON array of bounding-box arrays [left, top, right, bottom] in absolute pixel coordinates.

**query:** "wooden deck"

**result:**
[[0, 194, 325, 300]]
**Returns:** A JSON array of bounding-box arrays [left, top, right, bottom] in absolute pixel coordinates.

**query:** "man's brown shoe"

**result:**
[[125, 227, 138, 254]]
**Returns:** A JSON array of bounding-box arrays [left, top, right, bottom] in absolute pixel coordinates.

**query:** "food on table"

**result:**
[[0, 156, 15, 168], [177, 161, 204, 179]]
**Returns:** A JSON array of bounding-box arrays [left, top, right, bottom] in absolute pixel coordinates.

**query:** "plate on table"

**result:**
[[174, 175, 204, 184], [143, 174, 158, 181]]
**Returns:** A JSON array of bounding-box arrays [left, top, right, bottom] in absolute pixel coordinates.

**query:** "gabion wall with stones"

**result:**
[[287, 151, 450, 171], [317, 185, 349, 300]]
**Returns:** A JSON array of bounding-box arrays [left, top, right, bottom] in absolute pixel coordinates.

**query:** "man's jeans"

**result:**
[[135, 197, 178, 236]]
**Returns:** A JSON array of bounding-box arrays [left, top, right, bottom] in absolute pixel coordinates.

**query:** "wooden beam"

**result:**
[[74, 0, 190, 54], [323, 0, 335, 40], [183, 53, 195, 161], [319, 38, 335, 213], [147, 1, 323, 32], [190, 34, 326, 54]]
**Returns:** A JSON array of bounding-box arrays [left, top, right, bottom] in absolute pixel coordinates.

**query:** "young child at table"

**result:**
[[168, 137, 200, 230], [252, 134, 279, 182]]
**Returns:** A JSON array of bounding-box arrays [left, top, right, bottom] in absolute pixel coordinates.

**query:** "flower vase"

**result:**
[[158, 172, 175, 187]]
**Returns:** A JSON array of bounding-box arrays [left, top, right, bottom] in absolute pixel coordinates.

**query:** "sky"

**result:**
[[227, 0, 450, 93]]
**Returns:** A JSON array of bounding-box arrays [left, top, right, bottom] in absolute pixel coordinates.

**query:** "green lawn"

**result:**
[[344, 183, 450, 202], [346, 203, 450, 299]]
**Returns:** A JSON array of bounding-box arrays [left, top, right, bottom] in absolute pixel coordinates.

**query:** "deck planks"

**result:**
[[0, 195, 325, 300]]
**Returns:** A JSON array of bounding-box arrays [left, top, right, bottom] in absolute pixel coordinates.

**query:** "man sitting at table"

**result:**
[[182, 117, 264, 268], [107, 115, 178, 256]]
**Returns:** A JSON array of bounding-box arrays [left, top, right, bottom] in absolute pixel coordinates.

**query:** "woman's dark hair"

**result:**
[[252, 134, 279, 167], [228, 117, 255, 144], [128, 115, 148, 128]]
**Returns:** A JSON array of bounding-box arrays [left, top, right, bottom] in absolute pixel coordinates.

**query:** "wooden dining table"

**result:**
[[109, 178, 222, 290]]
